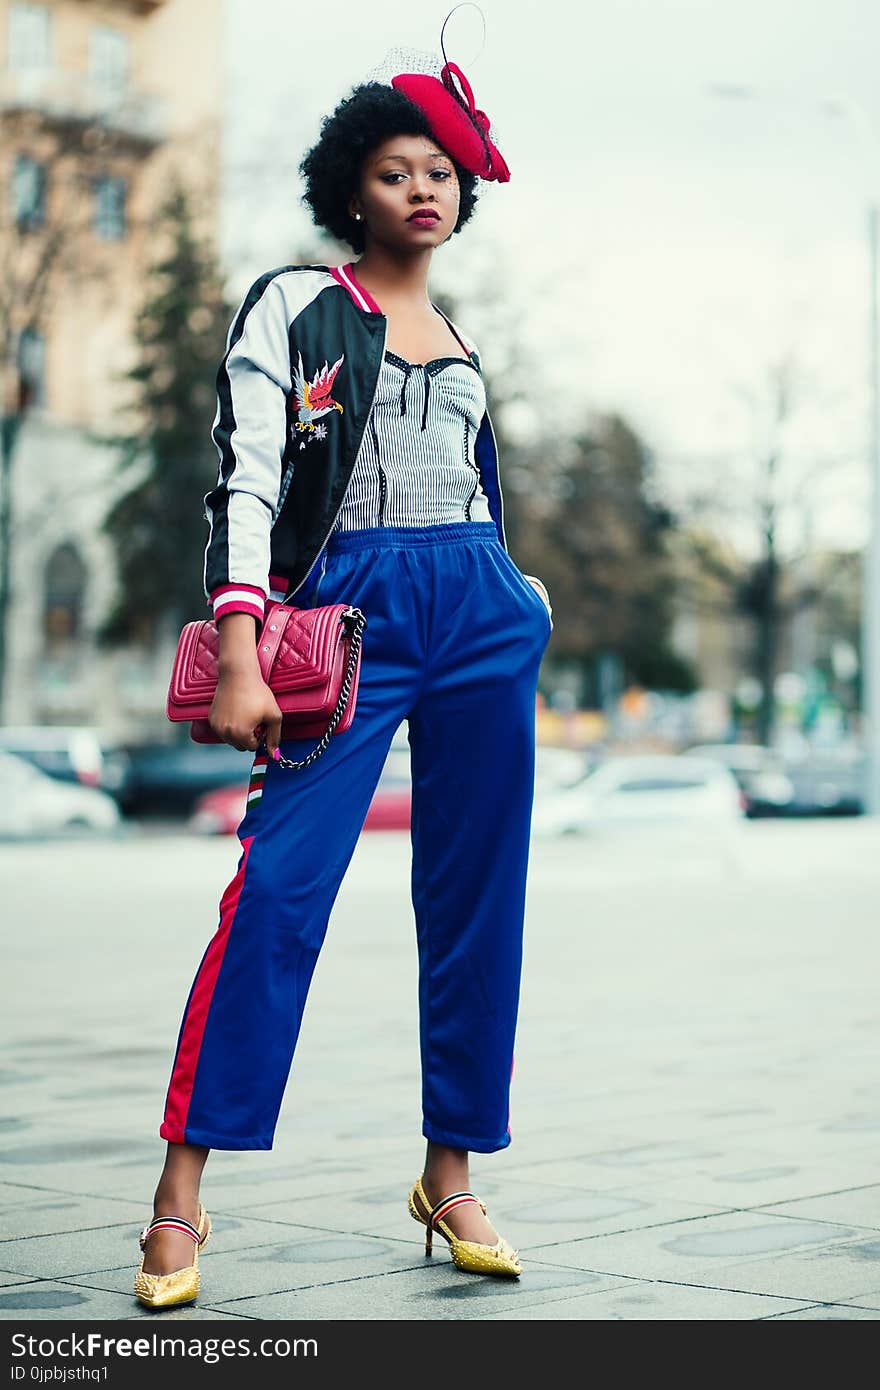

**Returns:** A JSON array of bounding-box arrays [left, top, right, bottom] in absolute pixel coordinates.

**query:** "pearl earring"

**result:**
[[353, 212, 362, 221]]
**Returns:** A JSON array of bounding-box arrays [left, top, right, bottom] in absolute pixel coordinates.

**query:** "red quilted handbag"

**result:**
[[166, 600, 367, 771]]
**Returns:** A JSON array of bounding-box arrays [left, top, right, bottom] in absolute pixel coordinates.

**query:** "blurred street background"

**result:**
[[2, 0, 880, 1321], [1, 0, 879, 835]]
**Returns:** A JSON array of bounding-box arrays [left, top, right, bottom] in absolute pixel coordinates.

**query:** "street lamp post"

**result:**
[[820, 96, 880, 817], [0, 412, 23, 722], [865, 200, 880, 814], [706, 84, 880, 814]]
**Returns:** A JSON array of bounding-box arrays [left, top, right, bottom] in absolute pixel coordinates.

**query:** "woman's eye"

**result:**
[[380, 170, 452, 184]]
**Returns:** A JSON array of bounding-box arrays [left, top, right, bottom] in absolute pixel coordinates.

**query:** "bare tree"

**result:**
[[673, 349, 852, 743]]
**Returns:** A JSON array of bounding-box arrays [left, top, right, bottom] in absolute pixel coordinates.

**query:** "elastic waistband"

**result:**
[[325, 521, 500, 554]]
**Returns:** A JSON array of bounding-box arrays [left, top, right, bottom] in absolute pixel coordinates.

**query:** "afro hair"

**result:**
[[299, 82, 479, 254]]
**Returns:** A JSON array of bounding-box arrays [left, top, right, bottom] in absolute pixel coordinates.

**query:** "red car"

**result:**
[[188, 750, 412, 835], [362, 773, 411, 830]]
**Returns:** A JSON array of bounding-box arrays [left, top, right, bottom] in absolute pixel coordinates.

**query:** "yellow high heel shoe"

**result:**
[[134, 1203, 211, 1309], [408, 1176, 522, 1277]]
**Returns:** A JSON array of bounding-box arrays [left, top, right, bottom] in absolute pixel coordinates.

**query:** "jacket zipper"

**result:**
[[463, 418, 478, 521], [483, 406, 508, 549], [397, 343, 501, 530], [286, 318, 389, 598], [311, 548, 328, 604], [371, 413, 387, 525], [273, 459, 295, 524], [465, 474, 479, 521]]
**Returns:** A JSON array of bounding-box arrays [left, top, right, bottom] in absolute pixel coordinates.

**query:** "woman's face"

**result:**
[[350, 133, 461, 252]]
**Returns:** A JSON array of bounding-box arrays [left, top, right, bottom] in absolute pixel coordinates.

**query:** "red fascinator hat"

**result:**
[[364, 6, 510, 183], [392, 61, 510, 183]]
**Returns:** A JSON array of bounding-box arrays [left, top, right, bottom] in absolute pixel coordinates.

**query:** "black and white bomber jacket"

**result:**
[[202, 260, 551, 625]]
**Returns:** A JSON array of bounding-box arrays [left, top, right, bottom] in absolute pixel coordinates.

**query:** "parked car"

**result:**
[[534, 745, 591, 797], [187, 784, 249, 835], [362, 748, 411, 830], [115, 739, 253, 817], [531, 753, 745, 836], [188, 746, 413, 835], [682, 743, 796, 817], [781, 747, 864, 816], [0, 724, 130, 795], [0, 749, 122, 838]]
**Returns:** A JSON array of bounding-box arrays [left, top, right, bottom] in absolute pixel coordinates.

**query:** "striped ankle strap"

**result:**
[[430, 1190, 483, 1229], [139, 1215, 202, 1249]]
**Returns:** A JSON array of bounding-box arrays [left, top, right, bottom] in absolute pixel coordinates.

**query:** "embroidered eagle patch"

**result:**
[[292, 352, 344, 450]]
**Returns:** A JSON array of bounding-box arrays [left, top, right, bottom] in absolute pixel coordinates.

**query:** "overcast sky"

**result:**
[[221, 0, 880, 555]]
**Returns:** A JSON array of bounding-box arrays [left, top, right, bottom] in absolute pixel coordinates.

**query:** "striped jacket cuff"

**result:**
[[209, 583, 266, 623]]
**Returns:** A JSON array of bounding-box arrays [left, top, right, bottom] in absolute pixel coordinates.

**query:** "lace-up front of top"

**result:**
[[329, 348, 492, 532]]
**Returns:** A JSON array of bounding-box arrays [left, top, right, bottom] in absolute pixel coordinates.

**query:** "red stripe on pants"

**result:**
[[160, 835, 255, 1144]]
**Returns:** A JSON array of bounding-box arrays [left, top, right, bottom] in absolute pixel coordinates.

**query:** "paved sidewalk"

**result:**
[[1, 816, 880, 1321]]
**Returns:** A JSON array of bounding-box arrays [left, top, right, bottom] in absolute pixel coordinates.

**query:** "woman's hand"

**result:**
[[209, 670, 283, 756], [523, 573, 553, 627], [209, 612, 283, 756]]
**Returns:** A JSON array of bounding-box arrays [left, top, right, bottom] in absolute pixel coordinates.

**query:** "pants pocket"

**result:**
[[521, 572, 553, 629], [497, 549, 553, 636]]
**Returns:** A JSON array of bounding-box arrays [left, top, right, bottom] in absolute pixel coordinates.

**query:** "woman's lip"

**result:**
[[407, 212, 441, 223]]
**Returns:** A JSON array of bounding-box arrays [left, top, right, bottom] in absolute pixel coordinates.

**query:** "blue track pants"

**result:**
[[160, 521, 552, 1153]]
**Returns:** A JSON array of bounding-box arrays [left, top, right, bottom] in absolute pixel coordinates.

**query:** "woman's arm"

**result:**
[[463, 323, 553, 631], [209, 612, 283, 755], [201, 272, 295, 753], [202, 274, 294, 624]]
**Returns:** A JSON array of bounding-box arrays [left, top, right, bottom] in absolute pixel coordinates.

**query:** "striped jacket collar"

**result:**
[[328, 261, 475, 361], [329, 261, 382, 313]]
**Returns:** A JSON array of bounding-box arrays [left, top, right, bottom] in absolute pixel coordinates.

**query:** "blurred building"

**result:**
[[0, 0, 222, 735]]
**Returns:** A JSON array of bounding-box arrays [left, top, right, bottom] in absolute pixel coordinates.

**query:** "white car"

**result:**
[[0, 749, 122, 838], [534, 745, 590, 796], [683, 742, 796, 815], [531, 753, 745, 835]]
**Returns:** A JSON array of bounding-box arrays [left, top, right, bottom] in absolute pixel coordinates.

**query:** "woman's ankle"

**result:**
[[421, 1167, 470, 1205], [152, 1183, 200, 1220], [151, 1142, 210, 1216], [423, 1142, 472, 1199]]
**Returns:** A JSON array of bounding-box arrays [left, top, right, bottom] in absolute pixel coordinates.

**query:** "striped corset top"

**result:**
[[330, 349, 492, 532]]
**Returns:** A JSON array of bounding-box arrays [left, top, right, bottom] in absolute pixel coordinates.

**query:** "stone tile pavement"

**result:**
[[1, 816, 880, 1321]]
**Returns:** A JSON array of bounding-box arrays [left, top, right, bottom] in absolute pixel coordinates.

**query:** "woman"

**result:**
[[134, 51, 553, 1310]]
